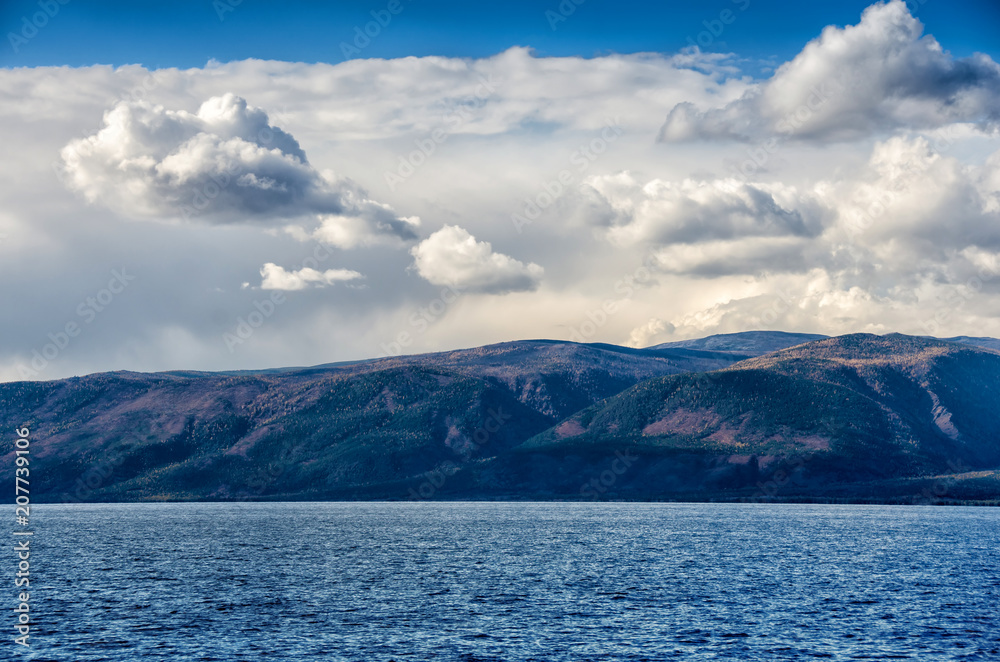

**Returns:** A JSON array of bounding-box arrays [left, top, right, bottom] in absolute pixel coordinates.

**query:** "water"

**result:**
[[17, 502, 1000, 661]]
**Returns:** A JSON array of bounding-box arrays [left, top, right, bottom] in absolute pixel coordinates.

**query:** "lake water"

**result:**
[[17, 502, 1000, 661]]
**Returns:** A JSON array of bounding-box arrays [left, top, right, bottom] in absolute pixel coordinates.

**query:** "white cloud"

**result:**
[[62, 93, 309, 219], [311, 210, 422, 250], [410, 225, 543, 294], [573, 172, 831, 276], [60, 93, 419, 244], [610, 135, 1000, 342], [577, 134, 1000, 283], [835, 135, 1000, 258], [259, 262, 363, 291], [582, 172, 828, 248], [627, 318, 676, 348], [660, 0, 1000, 142], [217, 47, 746, 140]]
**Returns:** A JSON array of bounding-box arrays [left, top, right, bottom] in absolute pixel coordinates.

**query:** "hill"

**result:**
[[0, 339, 745, 502], [4, 332, 1000, 503], [492, 334, 1000, 501]]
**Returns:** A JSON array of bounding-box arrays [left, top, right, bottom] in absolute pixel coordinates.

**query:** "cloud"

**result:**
[[649, 237, 819, 277], [627, 318, 676, 348], [310, 209, 422, 250], [573, 172, 831, 276], [582, 172, 828, 247], [619, 135, 1000, 343], [660, 0, 1000, 142], [259, 262, 363, 291], [231, 46, 745, 140], [634, 271, 897, 342], [836, 135, 1000, 258], [9, 35, 1000, 380], [580, 132, 1000, 281], [410, 225, 543, 294], [60, 93, 418, 244]]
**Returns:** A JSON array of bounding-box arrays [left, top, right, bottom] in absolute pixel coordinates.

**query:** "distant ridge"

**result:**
[[648, 330, 829, 354], [513, 333, 1000, 502], [935, 336, 1000, 352], [651, 330, 1000, 356]]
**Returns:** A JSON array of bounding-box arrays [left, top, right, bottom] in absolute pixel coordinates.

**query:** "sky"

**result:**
[[3, 0, 1000, 68], [2, 0, 1000, 380]]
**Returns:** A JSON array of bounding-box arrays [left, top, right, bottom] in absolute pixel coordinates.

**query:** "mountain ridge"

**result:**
[[4, 332, 1000, 504]]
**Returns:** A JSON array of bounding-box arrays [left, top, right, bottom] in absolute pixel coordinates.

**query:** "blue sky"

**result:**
[[3, 0, 999, 69]]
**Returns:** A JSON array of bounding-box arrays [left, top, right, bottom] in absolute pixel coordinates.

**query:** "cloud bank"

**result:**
[[2, 1, 1000, 380], [660, 0, 1000, 142]]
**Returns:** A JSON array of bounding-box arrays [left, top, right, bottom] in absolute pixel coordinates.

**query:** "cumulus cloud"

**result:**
[[582, 172, 828, 247], [660, 0, 1000, 142], [836, 135, 1000, 259], [410, 225, 543, 294], [60, 93, 418, 244], [573, 172, 831, 276], [627, 318, 676, 348], [635, 271, 897, 342], [611, 135, 1000, 342], [259, 263, 363, 291], [579, 131, 1000, 282], [310, 209, 422, 250]]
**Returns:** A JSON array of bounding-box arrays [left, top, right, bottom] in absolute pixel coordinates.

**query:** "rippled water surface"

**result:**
[[22, 502, 1000, 660]]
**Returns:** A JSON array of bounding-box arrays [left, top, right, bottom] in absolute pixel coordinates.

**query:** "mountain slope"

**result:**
[[345, 339, 748, 420], [4, 332, 1000, 503], [485, 334, 1000, 500], [0, 339, 749, 502]]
